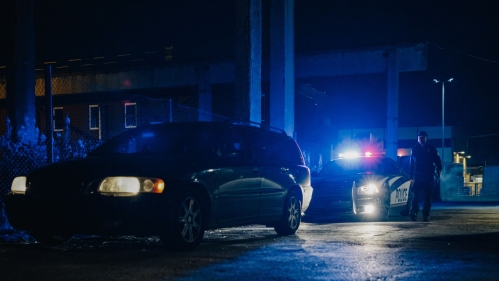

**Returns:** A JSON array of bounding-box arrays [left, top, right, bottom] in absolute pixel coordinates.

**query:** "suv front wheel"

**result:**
[[160, 188, 207, 250], [274, 190, 301, 235]]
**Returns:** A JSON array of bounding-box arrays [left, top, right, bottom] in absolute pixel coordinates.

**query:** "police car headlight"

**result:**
[[364, 205, 375, 213], [360, 183, 379, 194]]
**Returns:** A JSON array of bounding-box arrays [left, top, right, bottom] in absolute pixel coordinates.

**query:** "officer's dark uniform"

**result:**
[[408, 131, 442, 221]]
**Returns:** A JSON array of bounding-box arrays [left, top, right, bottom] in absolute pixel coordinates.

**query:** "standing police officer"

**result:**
[[408, 131, 442, 222]]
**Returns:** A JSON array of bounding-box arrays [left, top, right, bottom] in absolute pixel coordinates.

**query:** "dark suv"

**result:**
[[5, 121, 312, 250]]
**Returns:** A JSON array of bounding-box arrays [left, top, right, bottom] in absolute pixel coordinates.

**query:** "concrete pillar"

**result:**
[[234, 0, 262, 122], [197, 65, 212, 121], [270, 0, 294, 137], [4, 0, 36, 143], [386, 49, 399, 160]]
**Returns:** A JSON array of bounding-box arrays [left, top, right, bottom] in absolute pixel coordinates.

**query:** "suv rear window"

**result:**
[[250, 131, 303, 165]]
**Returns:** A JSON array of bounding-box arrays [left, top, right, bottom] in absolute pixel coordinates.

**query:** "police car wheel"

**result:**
[[375, 184, 390, 220], [381, 187, 391, 219], [351, 182, 358, 215]]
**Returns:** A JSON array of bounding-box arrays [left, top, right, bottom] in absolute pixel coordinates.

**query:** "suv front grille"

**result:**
[[28, 180, 83, 197]]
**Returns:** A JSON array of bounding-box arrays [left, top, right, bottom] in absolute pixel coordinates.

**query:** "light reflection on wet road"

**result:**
[[1, 202, 499, 280]]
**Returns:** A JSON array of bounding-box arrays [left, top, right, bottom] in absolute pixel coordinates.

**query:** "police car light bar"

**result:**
[[339, 151, 376, 158], [339, 151, 359, 158]]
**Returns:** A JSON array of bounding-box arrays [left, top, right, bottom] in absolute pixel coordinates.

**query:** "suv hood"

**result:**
[[27, 154, 194, 182]]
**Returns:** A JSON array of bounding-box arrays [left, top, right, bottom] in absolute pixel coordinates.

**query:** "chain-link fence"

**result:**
[[0, 74, 230, 197], [0, 69, 333, 229]]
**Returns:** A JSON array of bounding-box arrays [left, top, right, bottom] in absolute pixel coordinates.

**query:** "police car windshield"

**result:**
[[319, 157, 383, 176]]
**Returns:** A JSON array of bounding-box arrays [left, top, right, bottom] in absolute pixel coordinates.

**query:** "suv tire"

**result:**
[[274, 190, 301, 235], [160, 188, 207, 251]]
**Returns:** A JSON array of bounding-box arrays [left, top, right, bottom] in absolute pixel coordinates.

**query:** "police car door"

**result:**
[[383, 158, 410, 207]]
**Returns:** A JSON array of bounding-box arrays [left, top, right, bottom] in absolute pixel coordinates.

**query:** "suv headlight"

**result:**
[[11, 176, 27, 194], [98, 177, 164, 196], [359, 183, 379, 195]]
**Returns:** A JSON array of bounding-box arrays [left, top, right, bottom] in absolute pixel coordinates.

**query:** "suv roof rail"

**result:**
[[224, 119, 288, 136]]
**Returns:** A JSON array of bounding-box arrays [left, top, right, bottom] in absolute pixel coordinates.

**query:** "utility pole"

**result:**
[[433, 78, 453, 162]]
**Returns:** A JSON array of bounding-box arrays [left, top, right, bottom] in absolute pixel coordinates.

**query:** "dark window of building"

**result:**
[[354, 132, 371, 141], [125, 102, 137, 128], [89, 105, 100, 130], [53, 107, 64, 132]]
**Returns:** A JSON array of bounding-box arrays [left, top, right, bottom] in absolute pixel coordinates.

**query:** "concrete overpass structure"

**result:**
[[5, 42, 426, 159], [0, 0, 428, 160]]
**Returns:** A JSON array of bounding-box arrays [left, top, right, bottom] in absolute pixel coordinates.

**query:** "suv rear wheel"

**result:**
[[274, 190, 301, 235]]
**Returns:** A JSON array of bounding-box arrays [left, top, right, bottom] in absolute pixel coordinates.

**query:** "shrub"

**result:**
[[0, 116, 102, 232]]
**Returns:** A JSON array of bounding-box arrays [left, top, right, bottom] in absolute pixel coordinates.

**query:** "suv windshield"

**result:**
[[319, 157, 383, 176]]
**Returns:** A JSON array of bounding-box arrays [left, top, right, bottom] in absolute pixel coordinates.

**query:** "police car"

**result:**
[[307, 151, 410, 219]]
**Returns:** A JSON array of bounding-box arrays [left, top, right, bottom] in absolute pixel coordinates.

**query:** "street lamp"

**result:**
[[433, 78, 453, 162]]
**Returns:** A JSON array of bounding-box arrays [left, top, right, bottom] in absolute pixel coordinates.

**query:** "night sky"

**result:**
[[2, 0, 499, 144], [293, 0, 499, 138]]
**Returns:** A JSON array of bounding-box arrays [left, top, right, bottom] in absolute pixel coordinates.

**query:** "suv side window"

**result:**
[[250, 131, 275, 164], [274, 136, 303, 165], [217, 127, 248, 163]]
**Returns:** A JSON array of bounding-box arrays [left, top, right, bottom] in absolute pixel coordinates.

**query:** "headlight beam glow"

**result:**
[[360, 183, 379, 194], [365, 205, 375, 213]]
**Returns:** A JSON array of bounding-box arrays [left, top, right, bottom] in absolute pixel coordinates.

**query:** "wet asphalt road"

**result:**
[[1, 202, 498, 281]]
